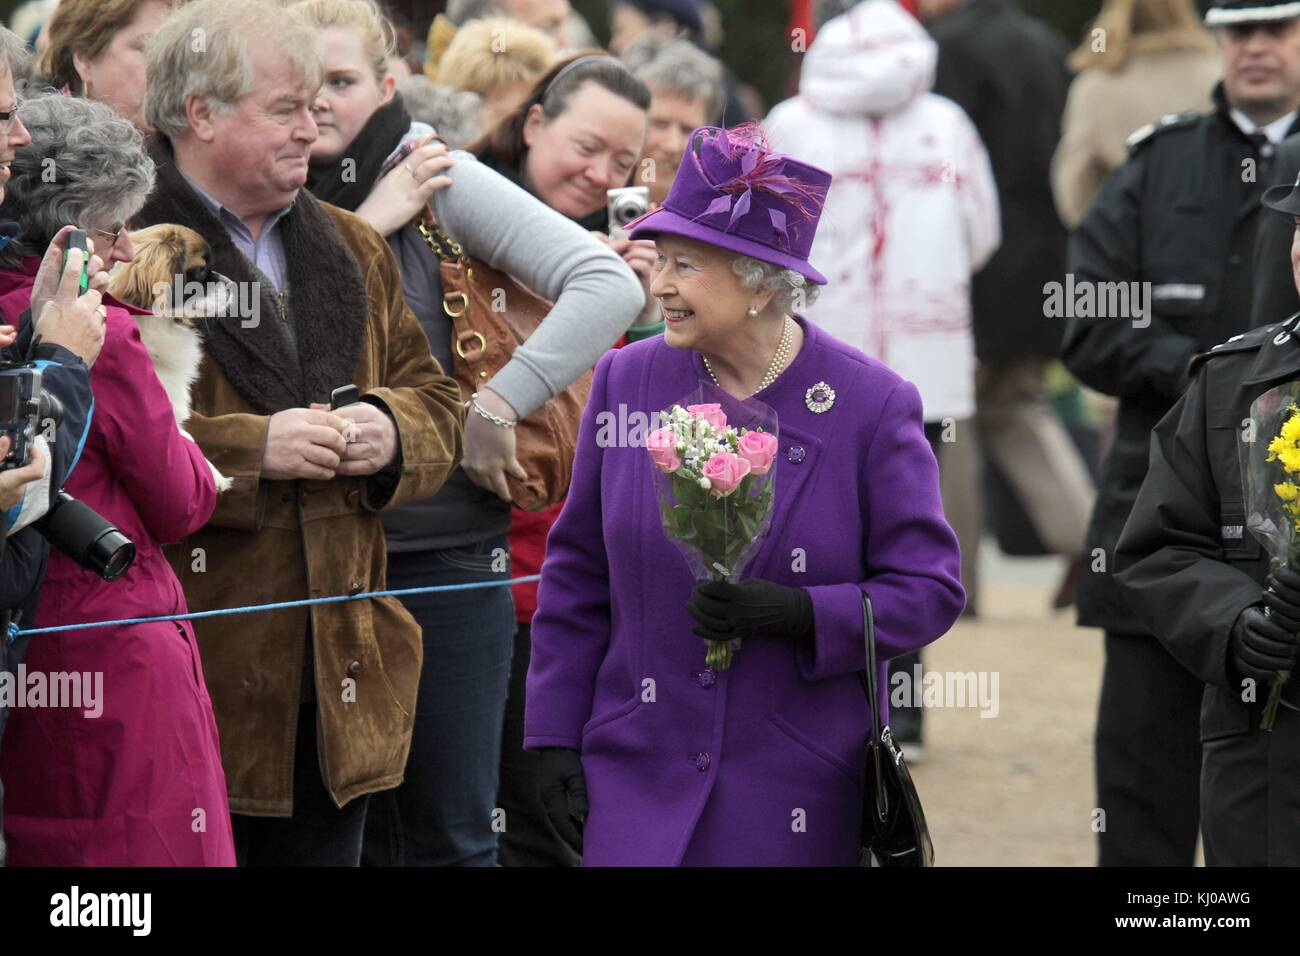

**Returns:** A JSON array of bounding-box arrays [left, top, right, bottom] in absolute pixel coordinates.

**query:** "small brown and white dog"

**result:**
[[108, 223, 235, 492]]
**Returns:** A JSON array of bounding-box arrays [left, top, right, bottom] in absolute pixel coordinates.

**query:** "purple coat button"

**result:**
[[694, 752, 711, 772], [787, 445, 806, 464], [694, 668, 717, 688]]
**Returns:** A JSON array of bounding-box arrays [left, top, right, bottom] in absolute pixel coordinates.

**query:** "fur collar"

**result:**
[[132, 137, 370, 415]]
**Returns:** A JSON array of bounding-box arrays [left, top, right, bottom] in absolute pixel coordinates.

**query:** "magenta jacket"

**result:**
[[525, 316, 964, 866], [0, 266, 233, 866]]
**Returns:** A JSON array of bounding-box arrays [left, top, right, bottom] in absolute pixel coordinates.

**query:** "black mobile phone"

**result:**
[[63, 230, 90, 296], [330, 385, 360, 409]]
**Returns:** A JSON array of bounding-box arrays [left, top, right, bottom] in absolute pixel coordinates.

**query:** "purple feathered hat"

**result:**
[[627, 124, 832, 285]]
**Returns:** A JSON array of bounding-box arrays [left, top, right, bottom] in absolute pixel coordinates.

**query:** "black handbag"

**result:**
[[858, 593, 934, 867]]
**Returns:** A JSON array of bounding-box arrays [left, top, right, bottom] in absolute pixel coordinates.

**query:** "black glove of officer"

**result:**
[[685, 578, 814, 644], [1230, 567, 1300, 683], [537, 747, 587, 855]]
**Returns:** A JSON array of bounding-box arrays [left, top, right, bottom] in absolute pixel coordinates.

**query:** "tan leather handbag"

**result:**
[[415, 214, 591, 512]]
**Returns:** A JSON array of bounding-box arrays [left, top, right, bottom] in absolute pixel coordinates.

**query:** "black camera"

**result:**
[[0, 363, 59, 472], [0, 361, 135, 581]]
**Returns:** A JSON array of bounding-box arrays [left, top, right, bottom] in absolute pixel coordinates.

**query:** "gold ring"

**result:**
[[404, 162, 418, 180]]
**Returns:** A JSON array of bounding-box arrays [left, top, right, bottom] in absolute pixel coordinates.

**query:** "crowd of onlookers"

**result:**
[[0, 0, 1280, 868], [0, 0, 768, 869]]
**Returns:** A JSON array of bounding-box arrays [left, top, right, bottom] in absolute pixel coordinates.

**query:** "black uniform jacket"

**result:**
[[928, 0, 1071, 364], [1251, 133, 1300, 329], [1115, 315, 1300, 741], [1064, 85, 1300, 632]]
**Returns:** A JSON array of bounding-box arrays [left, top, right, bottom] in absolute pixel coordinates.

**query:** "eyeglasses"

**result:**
[[0, 104, 18, 133], [90, 224, 125, 249]]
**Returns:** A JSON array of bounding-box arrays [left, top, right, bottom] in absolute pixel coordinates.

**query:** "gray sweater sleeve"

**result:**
[[429, 150, 646, 419]]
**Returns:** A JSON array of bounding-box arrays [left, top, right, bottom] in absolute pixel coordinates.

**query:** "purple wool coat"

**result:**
[[525, 316, 964, 866]]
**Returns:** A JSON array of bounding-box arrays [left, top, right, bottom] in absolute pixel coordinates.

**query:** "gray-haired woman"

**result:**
[[0, 92, 235, 866], [621, 34, 723, 209]]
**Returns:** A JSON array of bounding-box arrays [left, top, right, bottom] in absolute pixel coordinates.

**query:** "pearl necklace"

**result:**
[[702, 316, 794, 397]]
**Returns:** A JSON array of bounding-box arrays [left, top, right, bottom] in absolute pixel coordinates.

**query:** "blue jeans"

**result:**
[[362, 536, 515, 866]]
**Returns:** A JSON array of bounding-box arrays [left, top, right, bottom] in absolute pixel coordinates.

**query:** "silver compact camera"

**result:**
[[607, 186, 650, 241]]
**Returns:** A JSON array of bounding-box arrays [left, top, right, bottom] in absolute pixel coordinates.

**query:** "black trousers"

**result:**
[[231, 700, 370, 866], [1095, 631, 1203, 866], [1200, 678, 1300, 866], [497, 622, 581, 867]]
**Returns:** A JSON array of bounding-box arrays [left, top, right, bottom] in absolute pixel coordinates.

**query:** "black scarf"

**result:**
[[133, 136, 370, 415], [307, 95, 412, 212]]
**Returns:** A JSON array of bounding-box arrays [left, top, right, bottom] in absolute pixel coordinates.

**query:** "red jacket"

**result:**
[[0, 265, 233, 866], [510, 335, 627, 622]]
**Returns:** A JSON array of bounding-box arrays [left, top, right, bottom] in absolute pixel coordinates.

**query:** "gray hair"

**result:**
[[396, 77, 483, 148], [446, 0, 506, 25], [144, 0, 323, 140], [621, 34, 724, 121], [0, 25, 32, 81], [732, 255, 821, 314], [0, 93, 155, 269]]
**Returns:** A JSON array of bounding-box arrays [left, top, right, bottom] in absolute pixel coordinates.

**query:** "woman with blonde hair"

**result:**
[[1052, 0, 1219, 227], [293, 0, 643, 867], [437, 16, 558, 138], [38, 0, 178, 130]]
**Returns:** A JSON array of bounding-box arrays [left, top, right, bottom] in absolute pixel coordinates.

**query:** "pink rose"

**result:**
[[737, 430, 778, 476], [702, 451, 751, 497], [646, 426, 681, 473], [687, 403, 727, 431]]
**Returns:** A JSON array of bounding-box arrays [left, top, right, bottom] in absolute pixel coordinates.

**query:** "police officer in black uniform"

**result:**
[[1114, 168, 1300, 865], [1062, 0, 1300, 866]]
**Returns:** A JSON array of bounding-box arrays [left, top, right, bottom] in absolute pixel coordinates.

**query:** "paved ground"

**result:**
[[904, 542, 1104, 866]]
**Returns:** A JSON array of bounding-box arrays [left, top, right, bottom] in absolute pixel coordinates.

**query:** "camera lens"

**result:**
[[35, 492, 136, 582], [82, 527, 136, 581], [612, 199, 641, 225]]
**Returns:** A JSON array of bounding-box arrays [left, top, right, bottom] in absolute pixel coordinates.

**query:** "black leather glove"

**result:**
[[537, 747, 587, 855], [1262, 566, 1300, 631], [1230, 605, 1300, 684], [685, 578, 814, 644]]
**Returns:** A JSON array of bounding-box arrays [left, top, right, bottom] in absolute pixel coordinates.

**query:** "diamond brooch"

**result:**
[[805, 381, 835, 414]]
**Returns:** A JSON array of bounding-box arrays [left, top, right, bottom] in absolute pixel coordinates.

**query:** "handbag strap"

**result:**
[[377, 134, 463, 264], [415, 216, 462, 263], [856, 592, 882, 741], [856, 592, 889, 824]]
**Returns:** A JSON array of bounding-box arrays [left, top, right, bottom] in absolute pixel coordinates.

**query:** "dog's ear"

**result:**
[[108, 227, 188, 310]]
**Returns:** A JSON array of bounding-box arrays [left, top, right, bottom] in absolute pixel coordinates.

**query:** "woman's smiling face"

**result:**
[[521, 80, 647, 219], [650, 234, 768, 352]]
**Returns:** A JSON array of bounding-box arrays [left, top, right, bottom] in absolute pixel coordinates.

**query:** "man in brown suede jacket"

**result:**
[[135, 0, 464, 865]]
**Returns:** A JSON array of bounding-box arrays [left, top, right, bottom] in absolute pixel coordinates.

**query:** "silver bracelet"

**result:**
[[468, 392, 517, 429]]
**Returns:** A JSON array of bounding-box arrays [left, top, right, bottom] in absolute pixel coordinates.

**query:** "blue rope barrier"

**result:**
[[14, 574, 543, 637]]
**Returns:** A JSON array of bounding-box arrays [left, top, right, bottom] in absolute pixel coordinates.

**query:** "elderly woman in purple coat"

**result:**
[[524, 124, 964, 866]]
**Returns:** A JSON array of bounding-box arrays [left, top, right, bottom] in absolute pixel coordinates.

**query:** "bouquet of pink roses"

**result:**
[[646, 385, 778, 670]]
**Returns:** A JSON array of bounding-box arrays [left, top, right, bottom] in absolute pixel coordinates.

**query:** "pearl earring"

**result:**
[[747, 306, 758, 317]]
